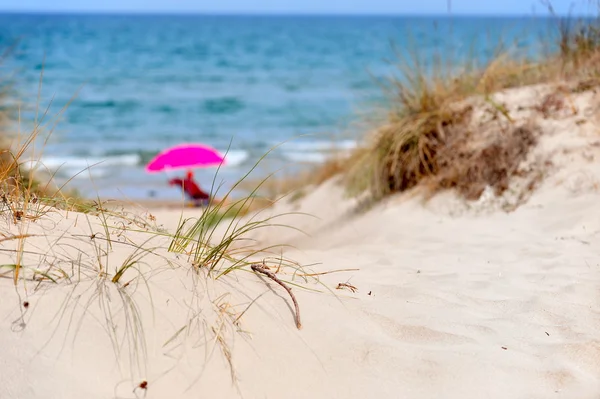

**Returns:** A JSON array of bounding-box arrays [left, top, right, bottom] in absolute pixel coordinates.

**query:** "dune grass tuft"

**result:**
[[343, 50, 529, 200], [168, 150, 307, 279]]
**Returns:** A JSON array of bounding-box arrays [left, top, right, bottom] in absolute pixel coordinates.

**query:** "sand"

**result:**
[[1, 83, 600, 398]]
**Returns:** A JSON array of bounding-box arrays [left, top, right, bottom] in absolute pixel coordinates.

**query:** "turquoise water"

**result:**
[[0, 14, 559, 200]]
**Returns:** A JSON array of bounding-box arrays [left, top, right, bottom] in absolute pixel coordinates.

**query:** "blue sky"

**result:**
[[0, 0, 591, 15]]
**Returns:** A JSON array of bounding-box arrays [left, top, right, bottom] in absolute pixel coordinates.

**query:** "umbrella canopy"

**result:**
[[145, 144, 225, 173]]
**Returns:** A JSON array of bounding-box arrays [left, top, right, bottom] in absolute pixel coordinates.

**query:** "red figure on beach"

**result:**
[[169, 170, 211, 207]]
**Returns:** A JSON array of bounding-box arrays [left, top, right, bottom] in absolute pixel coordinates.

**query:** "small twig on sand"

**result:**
[[336, 282, 358, 293], [251, 263, 302, 330]]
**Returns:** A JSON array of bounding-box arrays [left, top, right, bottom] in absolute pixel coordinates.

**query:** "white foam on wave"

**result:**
[[278, 139, 357, 152], [283, 151, 329, 163], [26, 154, 141, 179], [39, 154, 141, 170], [222, 149, 249, 167], [280, 139, 357, 164]]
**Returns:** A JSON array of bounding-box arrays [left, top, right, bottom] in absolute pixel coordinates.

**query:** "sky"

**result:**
[[0, 0, 592, 16]]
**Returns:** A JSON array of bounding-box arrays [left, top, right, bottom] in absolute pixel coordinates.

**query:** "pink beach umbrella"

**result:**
[[145, 143, 226, 173]]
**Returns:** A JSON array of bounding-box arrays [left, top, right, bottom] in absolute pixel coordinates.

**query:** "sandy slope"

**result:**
[[1, 83, 600, 399]]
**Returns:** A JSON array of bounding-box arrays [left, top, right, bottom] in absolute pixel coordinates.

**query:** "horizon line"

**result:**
[[0, 9, 592, 18]]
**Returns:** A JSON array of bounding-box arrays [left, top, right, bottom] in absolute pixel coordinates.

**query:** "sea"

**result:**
[[0, 13, 563, 200]]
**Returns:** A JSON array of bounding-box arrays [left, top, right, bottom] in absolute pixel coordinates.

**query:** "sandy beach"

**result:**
[[0, 83, 599, 398]]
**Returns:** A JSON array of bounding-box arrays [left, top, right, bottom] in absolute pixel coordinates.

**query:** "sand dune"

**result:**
[[1, 84, 600, 398]]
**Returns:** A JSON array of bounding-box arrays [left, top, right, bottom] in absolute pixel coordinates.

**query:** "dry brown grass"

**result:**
[[0, 48, 91, 215], [342, 54, 538, 200], [433, 124, 539, 200]]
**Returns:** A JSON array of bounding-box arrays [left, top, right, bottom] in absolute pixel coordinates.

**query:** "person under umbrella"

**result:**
[[168, 170, 211, 207], [145, 143, 226, 207]]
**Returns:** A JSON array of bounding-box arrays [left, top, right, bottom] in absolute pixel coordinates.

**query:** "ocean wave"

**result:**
[[278, 139, 357, 152], [76, 99, 141, 110], [39, 154, 142, 170], [221, 149, 249, 167], [103, 149, 158, 165], [102, 148, 249, 168], [283, 151, 329, 163], [29, 154, 141, 179], [279, 139, 357, 163], [202, 96, 245, 114], [32, 148, 249, 178]]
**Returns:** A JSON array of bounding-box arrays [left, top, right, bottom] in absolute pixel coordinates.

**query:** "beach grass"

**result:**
[[167, 150, 308, 278]]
